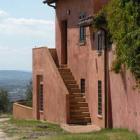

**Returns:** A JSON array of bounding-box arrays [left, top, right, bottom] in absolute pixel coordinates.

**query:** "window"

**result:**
[[37, 75, 44, 111], [95, 30, 105, 53], [98, 80, 102, 115], [79, 12, 86, 43], [79, 12, 86, 19], [81, 79, 85, 93]]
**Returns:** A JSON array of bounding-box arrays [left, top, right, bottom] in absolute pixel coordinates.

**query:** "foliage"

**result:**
[[93, 0, 140, 80], [93, 11, 107, 30], [0, 89, 10, 113], [112, 59, 122, 73]]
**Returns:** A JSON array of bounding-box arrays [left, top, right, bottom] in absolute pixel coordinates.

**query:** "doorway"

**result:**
[[61, 20, 68, 65]]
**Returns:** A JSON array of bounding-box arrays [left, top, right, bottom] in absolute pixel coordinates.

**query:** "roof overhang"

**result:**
[[43, 0, 56, 9], [79, 16, 94, 27], [43, 0, 56, 4]]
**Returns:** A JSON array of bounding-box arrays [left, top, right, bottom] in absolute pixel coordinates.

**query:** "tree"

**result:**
[[25, 81, 32, 102], [0, 89, 10, 113]]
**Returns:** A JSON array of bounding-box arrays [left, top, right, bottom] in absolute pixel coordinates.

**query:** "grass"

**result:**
[[0, 117, 140, 140], [0, 113, 12, 118], [38, 129, 140, 140]]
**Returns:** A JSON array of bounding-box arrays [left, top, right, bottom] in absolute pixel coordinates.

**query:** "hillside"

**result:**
[[0, 70, 32, 102]]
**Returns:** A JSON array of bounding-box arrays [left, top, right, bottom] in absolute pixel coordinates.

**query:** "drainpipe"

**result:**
[[104, 31, 108, 128], [104, 31, 113, 128], [43, 0, 56, 9]]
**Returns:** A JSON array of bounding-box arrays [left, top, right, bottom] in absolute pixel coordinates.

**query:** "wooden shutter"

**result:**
[[94, 30, 105, 52]]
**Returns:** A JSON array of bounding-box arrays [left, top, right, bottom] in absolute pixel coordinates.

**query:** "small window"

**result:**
[[79, 12, 86, 19], [95, 30, 105, 53], [81, 79, 85, 93], [98, 80, 102, 115]]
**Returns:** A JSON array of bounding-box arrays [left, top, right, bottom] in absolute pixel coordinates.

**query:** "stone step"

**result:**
[[70, 107, 89, 112], [60, 72, 72, 76], [70, 95, 85, 98], [70, 97, 86, 102], [64, 80, 77, 84], [70, 106, 89, 112], [59, 68, 71, 72], [69, 88, 81, 93], [60, 64, 67, 68], [58, 66, 91, 125], [62, 75, 75, 80], [70, 117, 91, 125], [70, 111, 90, 116], [62, 75, 74, 81], [70, 113, 90, 119], [69, 93, 84, 98], [67, 84, 79, 89], [70, 102, 88, 108]]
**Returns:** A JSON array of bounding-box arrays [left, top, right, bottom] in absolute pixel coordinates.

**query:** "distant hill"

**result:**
[[0, 70, 32, 102]]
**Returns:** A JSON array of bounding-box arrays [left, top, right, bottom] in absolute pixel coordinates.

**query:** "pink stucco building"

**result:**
[[13, 0, 140, 134]]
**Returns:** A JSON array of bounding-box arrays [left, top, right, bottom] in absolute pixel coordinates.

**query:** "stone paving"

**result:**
[[61, 124, 101, 133]]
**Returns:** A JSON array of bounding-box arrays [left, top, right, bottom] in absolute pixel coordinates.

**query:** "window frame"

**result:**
[[95, 30, 106, 54], [79, 12, 86, 45], [79, 26, 86, 44]]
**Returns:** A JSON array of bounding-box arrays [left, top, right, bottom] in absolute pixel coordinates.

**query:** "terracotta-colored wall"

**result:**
[[108, 45, 140, 134], [33, 47, 69, 124], [93, 0, 109, 13], [32, 0, 140, 134], [55, 0, 108, 127], [49, 48, 59, 66], [13, 103, 33, 120]]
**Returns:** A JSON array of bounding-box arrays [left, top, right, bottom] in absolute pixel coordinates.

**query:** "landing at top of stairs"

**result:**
[[61, 124, 101, 133]]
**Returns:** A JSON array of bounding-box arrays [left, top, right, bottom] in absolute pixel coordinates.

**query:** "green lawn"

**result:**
[[0, 117, 140, 140], [38, 129, 140, 140]]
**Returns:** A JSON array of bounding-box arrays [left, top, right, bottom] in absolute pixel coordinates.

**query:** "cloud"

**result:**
[[0, 10, 55, 37], [0, 10, 8, 17], [7, 18, 54, 26], [0, 10, 55, 70], [0, 45, 32, 71]]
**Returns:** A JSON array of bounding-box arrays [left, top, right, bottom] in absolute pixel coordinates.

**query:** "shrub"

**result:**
[[25, 81, 32, 102], [0, 89, 10, 113]]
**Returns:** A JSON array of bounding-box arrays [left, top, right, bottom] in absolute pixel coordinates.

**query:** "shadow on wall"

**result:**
[[120, 65, 128, 92]]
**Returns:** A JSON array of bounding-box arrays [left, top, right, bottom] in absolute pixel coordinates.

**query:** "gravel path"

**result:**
[[0, 118, 10, 140]]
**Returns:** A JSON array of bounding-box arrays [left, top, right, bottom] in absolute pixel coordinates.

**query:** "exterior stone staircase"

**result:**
[[59, 65, 91, 125]]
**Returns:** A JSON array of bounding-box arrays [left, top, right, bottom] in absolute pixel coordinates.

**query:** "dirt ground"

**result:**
[[0, 118, 10, 140]]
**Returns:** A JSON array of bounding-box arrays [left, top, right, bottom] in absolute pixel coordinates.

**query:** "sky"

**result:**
[[0, 0, 55, 71]]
